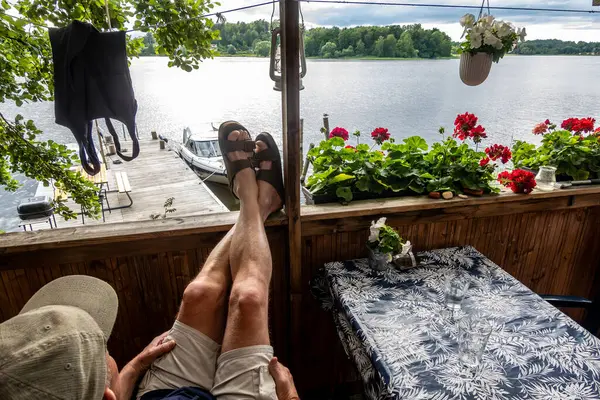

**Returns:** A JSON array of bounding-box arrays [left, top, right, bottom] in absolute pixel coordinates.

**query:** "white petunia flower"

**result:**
[[480, 14, 495, 26], [470, 33, 483, 49], [368, 217, 387, 242], [496, 21, 513, 38], [400, 241, 412, 255], [460, 13, 476, 28], [518, 27, 527, 42], [483, 30, 502, 49]]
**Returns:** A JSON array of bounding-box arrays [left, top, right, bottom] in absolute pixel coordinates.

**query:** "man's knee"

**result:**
[[229, 282, 268, 315], [182, 278, 227, 310]]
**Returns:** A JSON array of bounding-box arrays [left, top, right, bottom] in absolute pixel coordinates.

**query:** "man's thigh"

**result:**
[[211, 345, 277, 400], [137, 320, 221, 399]]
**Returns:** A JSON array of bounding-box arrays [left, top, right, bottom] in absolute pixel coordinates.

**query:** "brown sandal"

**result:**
[[254, 132, 285, 209], [218, 121, 255, 199]]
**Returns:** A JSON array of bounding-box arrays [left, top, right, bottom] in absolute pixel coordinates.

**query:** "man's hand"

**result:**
[[116, 331, 176, 400], [127, 331, 176, 375], [268, 357, 300, 400]]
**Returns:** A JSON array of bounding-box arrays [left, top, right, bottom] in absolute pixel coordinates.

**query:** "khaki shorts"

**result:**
[[137, 321, 276, 400]]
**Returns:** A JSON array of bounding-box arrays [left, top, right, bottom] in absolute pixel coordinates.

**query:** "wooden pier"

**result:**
[[49, 139, 228, 229]]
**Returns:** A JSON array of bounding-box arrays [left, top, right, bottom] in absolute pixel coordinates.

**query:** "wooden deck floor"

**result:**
[[38, 139, 227, 229]]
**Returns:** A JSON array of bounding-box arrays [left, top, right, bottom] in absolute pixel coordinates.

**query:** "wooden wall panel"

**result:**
[[0, 228, 289, 368], [2, 192, 600, 398], [293, 206, 600, 396]]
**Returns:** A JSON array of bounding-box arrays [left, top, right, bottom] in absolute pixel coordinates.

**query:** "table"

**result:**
[[75, 164, 108, 189], [75, 164, 110, 222], [312, 246, 600, 399]]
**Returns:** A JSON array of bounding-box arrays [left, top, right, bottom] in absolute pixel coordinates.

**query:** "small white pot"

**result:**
[[459, 52, 493, 86]]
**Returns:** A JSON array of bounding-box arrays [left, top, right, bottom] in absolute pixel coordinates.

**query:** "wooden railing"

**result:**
[[1, 186, 600, 397]]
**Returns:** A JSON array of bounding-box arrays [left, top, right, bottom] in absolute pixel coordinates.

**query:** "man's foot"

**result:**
[[227, 129, 257, 201], [256, 140, 283, 220]]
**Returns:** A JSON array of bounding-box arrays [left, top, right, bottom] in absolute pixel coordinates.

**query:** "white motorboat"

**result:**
[[163, 127, 228, 185]]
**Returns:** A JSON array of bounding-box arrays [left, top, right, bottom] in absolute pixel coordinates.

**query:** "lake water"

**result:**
[[1, 56, 599, 230]]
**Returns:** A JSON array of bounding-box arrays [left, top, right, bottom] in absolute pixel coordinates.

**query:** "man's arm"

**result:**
[[269, 357, 300, 400], [116, 332, 176, 400]]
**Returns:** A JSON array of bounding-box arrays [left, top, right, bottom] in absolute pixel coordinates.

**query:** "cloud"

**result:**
[[217, 0, 600, 41]]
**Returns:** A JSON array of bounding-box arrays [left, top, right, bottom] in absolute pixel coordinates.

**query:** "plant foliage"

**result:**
[[306, 125, 498, 203], [0, 0, 218, 220], [513, 130, 600, 180]]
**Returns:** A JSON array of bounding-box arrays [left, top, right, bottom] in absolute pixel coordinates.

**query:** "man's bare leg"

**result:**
[[177, 128, 255, 344], [221, 138, 282, 353], [176, 227, 233, 343]]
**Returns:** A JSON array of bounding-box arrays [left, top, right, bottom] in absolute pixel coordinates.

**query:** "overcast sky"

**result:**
[[218, 0, 600, 41]]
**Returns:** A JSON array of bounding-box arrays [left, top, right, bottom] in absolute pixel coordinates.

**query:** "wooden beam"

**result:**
[[281, 0, 302, 378], [281, 0, 302, 298]]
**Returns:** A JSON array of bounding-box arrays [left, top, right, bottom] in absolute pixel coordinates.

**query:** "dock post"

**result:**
[[95, 120, 108, 169], [300, 118, 304, 163], [151, 131, 158, 140], [322, 113, 330, 140], [300, 143, 314, 185]]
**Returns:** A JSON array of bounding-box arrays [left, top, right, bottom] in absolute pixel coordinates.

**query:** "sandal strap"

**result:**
[[253, 148, 279, 162], [257, 168, 285, 202], [222, 140, 255, 153], [229, 159, 253, 177]]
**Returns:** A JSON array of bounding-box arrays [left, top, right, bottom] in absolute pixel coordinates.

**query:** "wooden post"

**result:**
[[322, 113, 330, 140], [300, 118, 304, 163], [281, 0, 301, 370], [95, 120, 108, 169], [300, 143, 315, 185], [151, 131, 158, 140], [159, 140, 166, 150]]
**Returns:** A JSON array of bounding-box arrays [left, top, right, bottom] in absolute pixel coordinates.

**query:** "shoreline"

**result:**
[[139, 54, 598, 61]]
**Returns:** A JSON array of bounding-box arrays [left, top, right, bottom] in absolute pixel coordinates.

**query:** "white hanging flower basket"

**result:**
[[459, 52, 493, 86], [457, 13, 526, 87]]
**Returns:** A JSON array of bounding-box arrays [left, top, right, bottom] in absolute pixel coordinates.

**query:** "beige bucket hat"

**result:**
[[0, 275, 118, 399]]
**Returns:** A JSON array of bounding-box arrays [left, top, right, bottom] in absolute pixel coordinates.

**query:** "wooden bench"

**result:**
[[112, 171, 133, 209]]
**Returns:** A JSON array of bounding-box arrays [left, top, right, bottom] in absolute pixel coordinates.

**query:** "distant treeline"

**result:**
[[304, 25, 452, 58], [513, 39, 600, 55], [212, 21, 453, 59], [138, 22, 600, 59]]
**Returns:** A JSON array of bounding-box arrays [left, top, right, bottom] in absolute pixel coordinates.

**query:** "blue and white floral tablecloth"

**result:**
[[311, 246, 600, 399]]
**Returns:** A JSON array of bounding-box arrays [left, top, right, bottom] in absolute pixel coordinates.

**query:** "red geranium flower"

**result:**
[[544, 119, 551, 125], [498, 169, 537, 194], [576, 118, 595, 133], [469, 125, 487, 143], [532, 122, 548, 135], [485, 144, 512, 164], [561, 117, 596, 133], [453, 112, 486, 142], [329, 127, 349, 141], [479, 157, 490, 167], [371, 127, 390, 145]]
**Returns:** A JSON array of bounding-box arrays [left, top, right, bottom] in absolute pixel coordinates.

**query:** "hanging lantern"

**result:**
[[269, 27, 307, 91]]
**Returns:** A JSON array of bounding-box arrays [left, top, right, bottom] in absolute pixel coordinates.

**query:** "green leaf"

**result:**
[[336, 186, 353, 202], [404, 136, 428, 151], [329, 137, 345, 147], [329, 173, 355, 184]]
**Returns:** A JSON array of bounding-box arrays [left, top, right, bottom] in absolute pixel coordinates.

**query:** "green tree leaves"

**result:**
[[304, 23, 453, 59], [253, 40, 270, 57], [1, 0, 218, 221]]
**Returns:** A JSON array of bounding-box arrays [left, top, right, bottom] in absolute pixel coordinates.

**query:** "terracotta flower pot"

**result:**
[[459, 52, 493, 86]]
